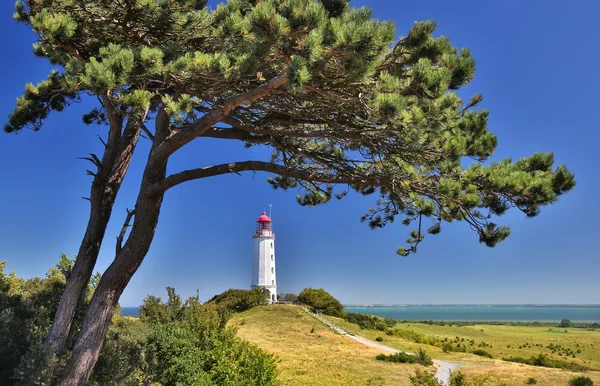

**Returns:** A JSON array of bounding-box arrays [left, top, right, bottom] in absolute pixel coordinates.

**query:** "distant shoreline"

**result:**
[[343, 304, 600, 308]]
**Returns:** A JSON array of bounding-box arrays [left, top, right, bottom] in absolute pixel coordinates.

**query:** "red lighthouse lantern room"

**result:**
[[255, 211, 273, 236]]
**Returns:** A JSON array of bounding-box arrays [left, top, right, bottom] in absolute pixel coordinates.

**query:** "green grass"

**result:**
[[321, 314, 600, 385], [229, 305, 434, 385], [230, 306, 600, 385]]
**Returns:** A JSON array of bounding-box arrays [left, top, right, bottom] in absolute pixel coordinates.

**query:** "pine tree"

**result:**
[[7, 0, 574, 383]]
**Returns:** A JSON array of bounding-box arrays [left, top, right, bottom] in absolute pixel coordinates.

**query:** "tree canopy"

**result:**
[[8, 0, 575, 255], [298, 287, 344, 316]]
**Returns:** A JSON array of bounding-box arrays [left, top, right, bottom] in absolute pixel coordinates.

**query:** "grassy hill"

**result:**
[[231, 305, 600, 386], [325, 314, 600, 385], [229, 305, 433, 385]]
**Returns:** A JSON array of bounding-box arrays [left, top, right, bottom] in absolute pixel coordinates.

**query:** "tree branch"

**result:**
[[154, 74, 288, 161], [145, 160, 379, 197], [200, 127, 269, 144], [116, 209, 135, 255]]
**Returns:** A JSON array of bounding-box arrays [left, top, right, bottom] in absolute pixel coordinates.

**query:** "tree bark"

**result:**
[[45, 113, 144, 354], [57, 77, 288, 383], [59, 151, 166, 385]]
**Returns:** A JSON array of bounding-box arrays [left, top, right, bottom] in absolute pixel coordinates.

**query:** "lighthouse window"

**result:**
[[272, 280, 274, 285], [271, 254, 273, 261], [271, 267, 274, 273], [271, 242, 273, 248]]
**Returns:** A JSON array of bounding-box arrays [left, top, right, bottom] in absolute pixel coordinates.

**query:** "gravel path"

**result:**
[[301, 307, 460, 386]]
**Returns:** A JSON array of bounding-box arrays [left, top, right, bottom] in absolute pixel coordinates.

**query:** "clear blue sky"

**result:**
[[1, 1, 598, 306]]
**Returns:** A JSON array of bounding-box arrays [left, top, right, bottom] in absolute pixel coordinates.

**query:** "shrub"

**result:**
[[375, 336, 384, 342], [503, 354, 588, 371], [526, 377, 537, 384], [415, 348, 433, 365], [344, 312, 395, 331], [569, 376, 593, 386], [471, 349, 493, 358], [298, 288, 344, 317], [376, 349, 432, 366], [410, 369, 440, 386], [449, 371, 467, 386], [205, 287, 270, 314], [559, 319, 572, 328]]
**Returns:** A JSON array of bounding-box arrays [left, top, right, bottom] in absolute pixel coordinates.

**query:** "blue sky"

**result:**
[[1, 1, 598, 306]]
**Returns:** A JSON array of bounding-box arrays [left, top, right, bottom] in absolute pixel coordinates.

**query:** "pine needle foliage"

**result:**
[[7, 0, 575, 255]]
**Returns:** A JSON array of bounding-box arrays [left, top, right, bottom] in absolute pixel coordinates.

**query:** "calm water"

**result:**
[[122, 305, 600, 322], [121, 307, 140, 317], [344, 306, 600, 322]]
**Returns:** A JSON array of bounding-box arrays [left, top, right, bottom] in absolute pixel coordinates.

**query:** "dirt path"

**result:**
[[301, 307, 460, 385]]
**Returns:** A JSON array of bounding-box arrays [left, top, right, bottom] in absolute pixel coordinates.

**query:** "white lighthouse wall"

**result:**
[[252, 236, 276, 302]]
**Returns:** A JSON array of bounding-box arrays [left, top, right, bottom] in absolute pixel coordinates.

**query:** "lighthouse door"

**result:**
[[272, 294, 275, 302]]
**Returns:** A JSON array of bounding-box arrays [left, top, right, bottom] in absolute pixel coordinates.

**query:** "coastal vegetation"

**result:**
[[376, 348, 433, 366], [298, 287, 345, 317], [0, 257, 278, 385]]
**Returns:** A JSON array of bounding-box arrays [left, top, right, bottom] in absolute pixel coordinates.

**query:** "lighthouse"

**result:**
[[252, 211, 277, 303]]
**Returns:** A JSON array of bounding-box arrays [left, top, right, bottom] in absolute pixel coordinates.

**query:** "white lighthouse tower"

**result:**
[[252, 211, 277, 303]]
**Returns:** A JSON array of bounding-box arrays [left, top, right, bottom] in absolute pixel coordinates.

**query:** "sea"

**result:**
[[343, 306, 600, 322], [121, 305, 600, 322]]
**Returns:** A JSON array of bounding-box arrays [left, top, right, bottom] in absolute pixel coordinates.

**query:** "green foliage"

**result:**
[[569, 376, 594, 386], [0, 257, 69, 385], [526, 378, 537, 385], [1, 263, 279, 386], [375, 348, 433, 366], [137, 286, 279, 385], [503, 354, 589, 371], [560, 319, 572, 328], [471, 349, 493, 358], [389, 327, 443, 347], [207, 287, 271, 314], [7, 0, 574, 258], [298, 288, 344, 317], [449, 371, 467, 386], [410, 369, 440, 385], [375, 336, 384, 342], [344, 312, 396, 331], [89, 324, 144, 386]]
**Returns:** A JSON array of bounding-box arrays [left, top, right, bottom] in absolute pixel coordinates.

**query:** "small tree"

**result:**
[[559, 319, 571, 328], [298, 288, 344, 316], [569, 376, 594, 386]]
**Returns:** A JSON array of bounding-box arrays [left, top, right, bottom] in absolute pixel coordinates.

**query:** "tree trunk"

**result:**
[[59, 154, 166, 385], [45, 116, 143, 354]]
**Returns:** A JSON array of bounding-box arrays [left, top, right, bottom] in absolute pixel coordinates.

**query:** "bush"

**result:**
[[205, 287, 270, 314], [526, 377, 537, 384], [569, 376, 593, 386], [298, 288, 344, 317], [376, 348, 432, 366], [410, 369, 440, 386], [559, 319, 572, 328], [449, 371, 467, 386], [471, 349, 493, 358], [344, 312, 395, 331], [415, 348, 433, 365], [503, 354, 588, 371], [143, 300, 279, 385], [0, 255, 91, 386], [375, 336, 384, 342]]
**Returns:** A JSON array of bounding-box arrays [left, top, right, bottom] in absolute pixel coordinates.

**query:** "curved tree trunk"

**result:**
[[59, 155, 166, 385], [45, 113, 144, 354]]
